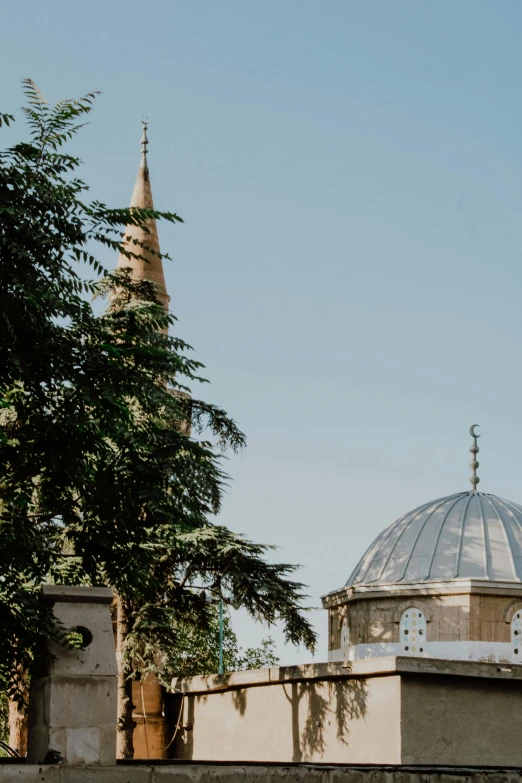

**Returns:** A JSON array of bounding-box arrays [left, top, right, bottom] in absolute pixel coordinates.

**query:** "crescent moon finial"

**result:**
[[469, 424, 481, 491]]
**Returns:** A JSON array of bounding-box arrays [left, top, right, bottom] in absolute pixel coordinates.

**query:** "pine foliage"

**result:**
[[0, 82, 316, 706]]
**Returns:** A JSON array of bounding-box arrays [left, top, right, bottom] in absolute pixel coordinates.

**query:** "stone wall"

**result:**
[[325, 581, 522, 662], [3, 764, 522, 783], [468, 594, 522, 642], [331, 592, 472, 650]]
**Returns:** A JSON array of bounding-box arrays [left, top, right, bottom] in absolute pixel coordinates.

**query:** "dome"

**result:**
[[347, 492, 522, 587]]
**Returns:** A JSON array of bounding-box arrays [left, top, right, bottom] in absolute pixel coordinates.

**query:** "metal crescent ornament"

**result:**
[[469, 424, 481, 490]]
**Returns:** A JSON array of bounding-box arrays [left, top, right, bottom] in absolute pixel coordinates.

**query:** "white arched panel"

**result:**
[[511, 610, 522, 660], [400, 607, 426, 655]]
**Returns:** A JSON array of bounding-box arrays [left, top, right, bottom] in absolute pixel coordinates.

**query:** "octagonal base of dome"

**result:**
[[323, 578, 522, 666]]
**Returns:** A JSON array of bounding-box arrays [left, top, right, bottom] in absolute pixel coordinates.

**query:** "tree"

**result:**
[[0, 81, 316, 756], [165, 606, 279, 679]]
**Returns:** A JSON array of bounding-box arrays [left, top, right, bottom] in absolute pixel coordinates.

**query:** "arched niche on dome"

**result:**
[[399, 607, 427, 655], [503, 600, 522, 623], [393, 601, 432, 625]]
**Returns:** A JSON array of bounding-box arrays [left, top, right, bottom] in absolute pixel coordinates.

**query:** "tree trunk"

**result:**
[[8, 670, 29, 756], [116, 596, 135, 759]]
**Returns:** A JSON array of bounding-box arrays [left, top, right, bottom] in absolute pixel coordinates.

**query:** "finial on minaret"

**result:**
[[115, 117, 170, 312], [140, 117, 149, 164], [469, 424, 481, 491]]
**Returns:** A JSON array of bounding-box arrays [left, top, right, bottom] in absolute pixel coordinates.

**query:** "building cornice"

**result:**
[[322, 580, 522, 609], [172, 655, 522, 695]]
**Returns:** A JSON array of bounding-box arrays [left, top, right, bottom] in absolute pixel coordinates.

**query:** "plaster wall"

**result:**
[[169, 658, 522, 766], [401, 673, 522, 766], [173, 672, 400, 764]]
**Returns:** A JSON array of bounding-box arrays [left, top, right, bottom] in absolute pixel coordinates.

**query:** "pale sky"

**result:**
[[4, 1, 522, 663]]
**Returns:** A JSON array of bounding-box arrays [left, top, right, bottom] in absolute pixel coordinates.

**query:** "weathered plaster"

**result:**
[[169, 657, 522, 765]]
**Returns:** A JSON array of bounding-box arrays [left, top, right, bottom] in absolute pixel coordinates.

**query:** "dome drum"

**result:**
[[323, 492, 522, 665]]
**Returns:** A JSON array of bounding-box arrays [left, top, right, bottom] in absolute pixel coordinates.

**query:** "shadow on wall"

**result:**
[[283, 678, 367, 762], [171, 669, 368, 763]]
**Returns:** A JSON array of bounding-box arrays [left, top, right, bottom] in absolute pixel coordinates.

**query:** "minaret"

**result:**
[[117, 121, 170, 313], [117, 123, 171, 761]]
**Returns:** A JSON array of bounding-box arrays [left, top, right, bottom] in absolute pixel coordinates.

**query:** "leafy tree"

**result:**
[[165, 606, 279, 679], [0, 82, 316, 757]]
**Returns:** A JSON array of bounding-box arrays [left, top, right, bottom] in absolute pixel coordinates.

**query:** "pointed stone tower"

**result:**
[[116, 123, 170, 760], [116, 122, 170, 313]]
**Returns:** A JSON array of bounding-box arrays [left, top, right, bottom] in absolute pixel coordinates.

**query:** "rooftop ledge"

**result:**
[[322, 579, 522, 607], [171, 656, 522, 695]]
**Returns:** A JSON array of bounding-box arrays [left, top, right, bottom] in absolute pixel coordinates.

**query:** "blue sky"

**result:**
[[4, 1, 522, 662]]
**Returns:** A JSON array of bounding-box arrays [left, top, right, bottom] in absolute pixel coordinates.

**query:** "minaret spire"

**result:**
[[116, 121, 170, 313]]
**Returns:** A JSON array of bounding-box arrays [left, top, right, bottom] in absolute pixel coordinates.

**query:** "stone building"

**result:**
[[9, 138, 522, 771], [107, 131, 522, 760], [21, 582, 522, 770], [323, 429, 522, 664]]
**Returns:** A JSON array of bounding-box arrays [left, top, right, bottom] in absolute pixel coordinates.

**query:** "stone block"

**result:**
[[155, 768, 269, 783], [46, 601, 117, 678], [27, 585, 117, 766], [59, 766, 152, 783], [0, 767, 61, 783], [48, 677, 116, 729], [64, 727, 100, 765]]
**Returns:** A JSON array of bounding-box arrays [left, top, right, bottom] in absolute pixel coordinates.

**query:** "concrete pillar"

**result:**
[[27, 585, 117, 765]]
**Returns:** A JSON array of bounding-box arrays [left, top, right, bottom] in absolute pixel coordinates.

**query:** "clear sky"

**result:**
[[4, 0, 522, 663]]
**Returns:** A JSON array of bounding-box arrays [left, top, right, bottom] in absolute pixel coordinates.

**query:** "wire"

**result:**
[[162, 693, 185, 752], [0, 740, 20, 758], [140, 681, 150, 760]]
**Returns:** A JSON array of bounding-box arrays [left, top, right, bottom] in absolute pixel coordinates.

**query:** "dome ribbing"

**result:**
[[347, 492, 522, 586]]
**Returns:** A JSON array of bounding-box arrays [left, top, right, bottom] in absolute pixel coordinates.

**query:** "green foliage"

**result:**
[[240, 638, 280, 671], [0, 80, 316, 703], [164, 606, 279, 679]]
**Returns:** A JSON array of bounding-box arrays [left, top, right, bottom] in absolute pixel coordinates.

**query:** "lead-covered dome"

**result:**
[[348, 492, 522, 586]]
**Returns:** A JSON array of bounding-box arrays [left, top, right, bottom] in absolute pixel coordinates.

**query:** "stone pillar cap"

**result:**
[[41, 585, 114, 604]]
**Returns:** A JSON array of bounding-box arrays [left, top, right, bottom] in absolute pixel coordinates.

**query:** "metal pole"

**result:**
[[218, 598, 224, 674]]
